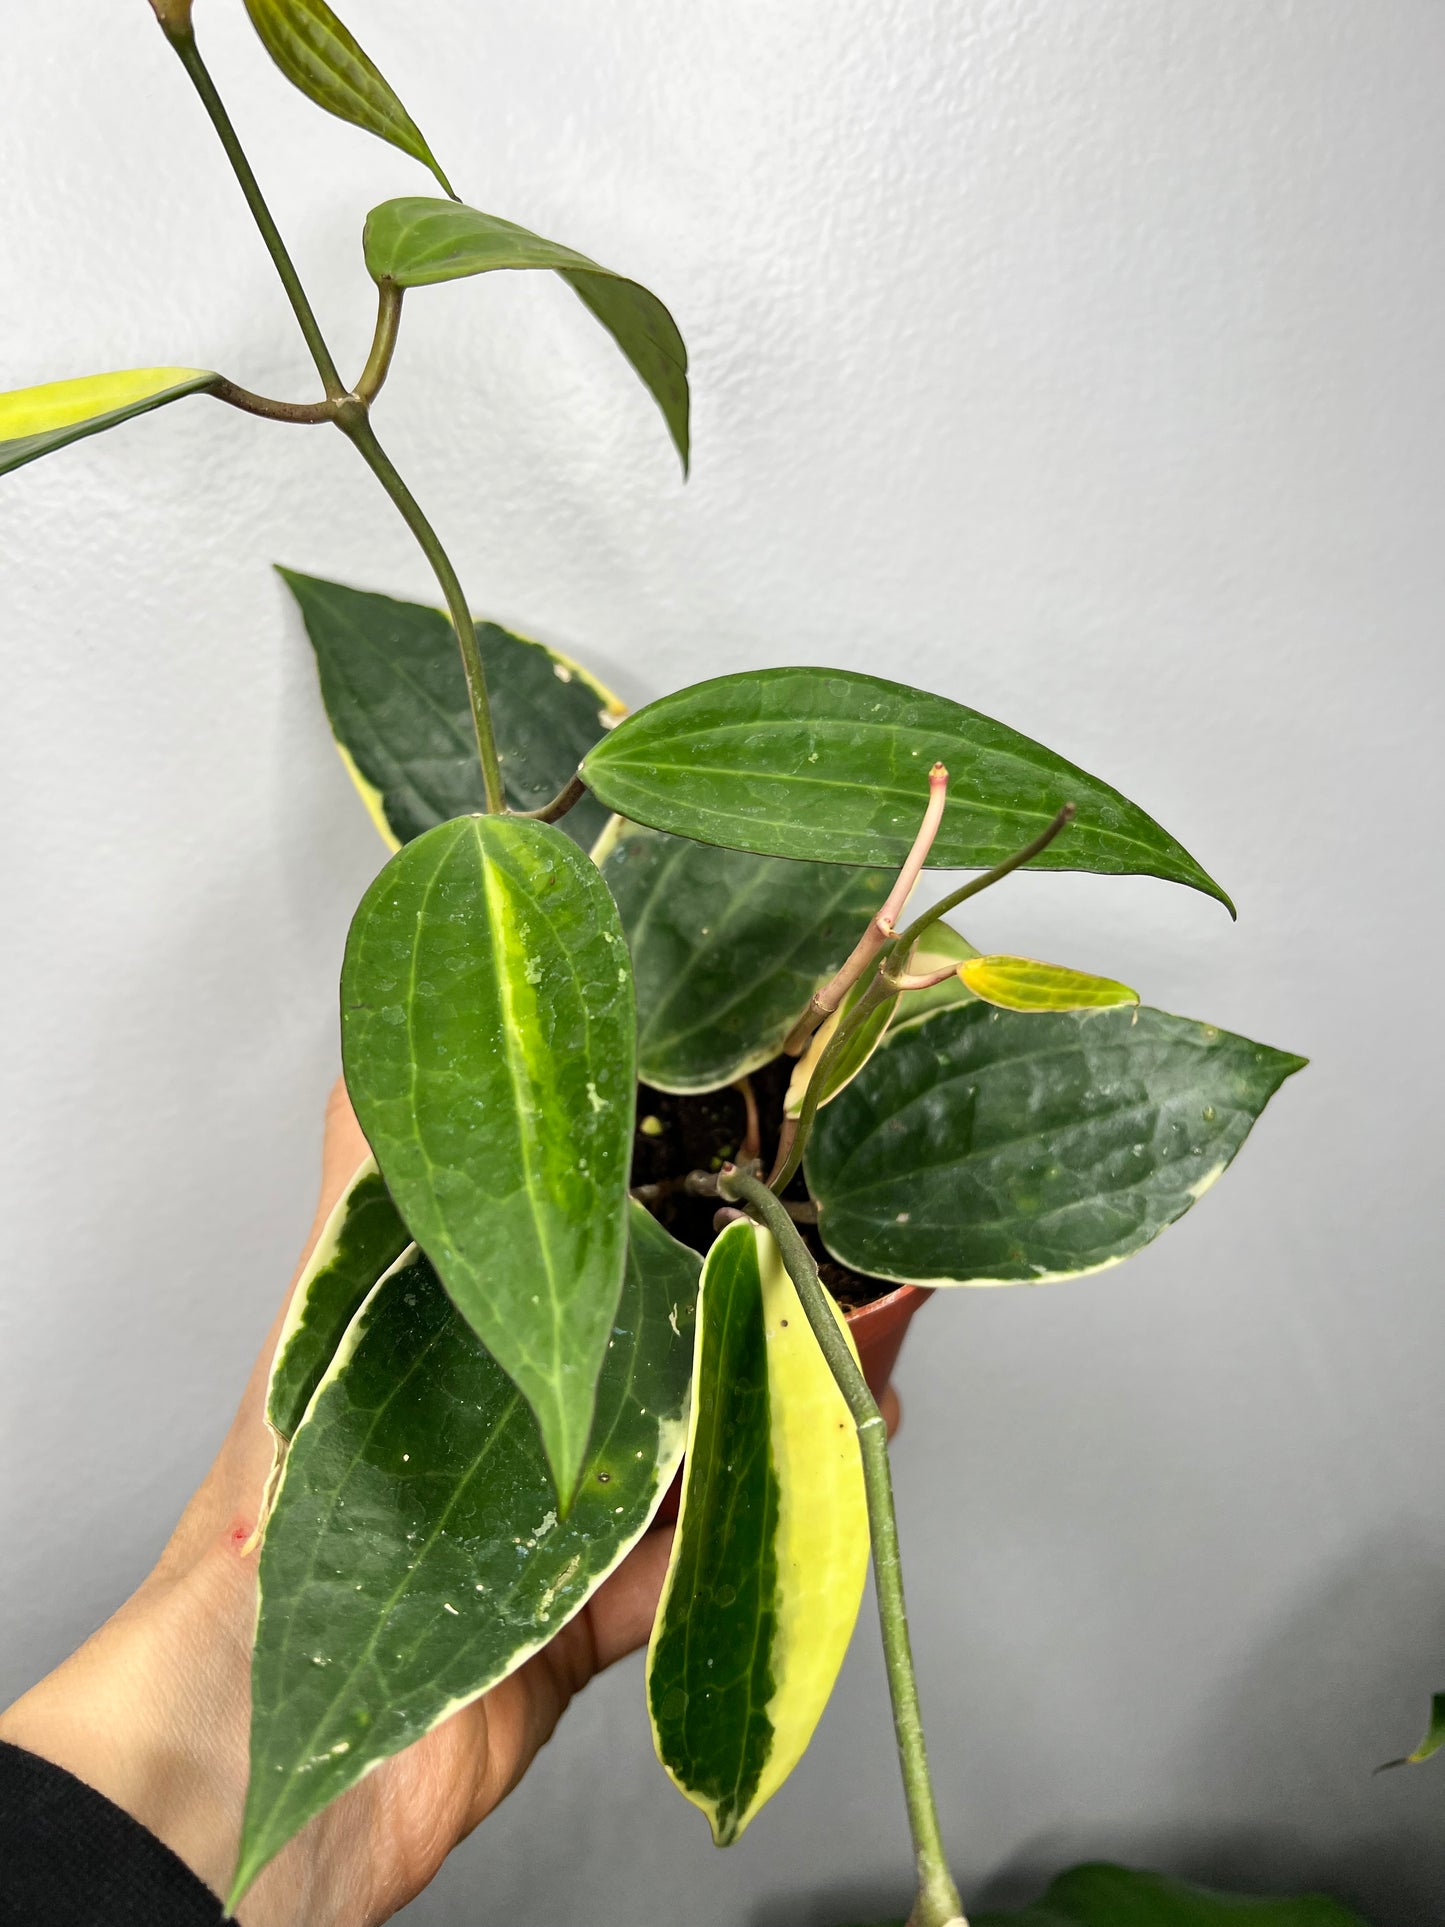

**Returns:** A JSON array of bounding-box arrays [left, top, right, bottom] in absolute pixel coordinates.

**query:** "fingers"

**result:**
[[880, 1381, 901, 1438], [314, 1076, 372, 1240]]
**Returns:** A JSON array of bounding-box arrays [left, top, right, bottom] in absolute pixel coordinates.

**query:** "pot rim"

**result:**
[[843, 1278, 934, 1329]]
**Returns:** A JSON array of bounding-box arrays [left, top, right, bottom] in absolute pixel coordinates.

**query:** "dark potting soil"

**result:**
[[628, 1052, 892, 1312]]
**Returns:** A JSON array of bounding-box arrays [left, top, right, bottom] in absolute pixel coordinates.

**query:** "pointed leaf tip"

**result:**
[[808, 1002, 1305, 1288], [1379, 1690, 1445, 1771], [340, 814, 636, 1503], [579, 668, 1233, 906], [0, 367, 215, 476], [243, 0, 454, 196]]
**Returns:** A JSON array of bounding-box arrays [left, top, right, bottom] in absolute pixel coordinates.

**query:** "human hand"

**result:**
[[0, 1080, 899, 1926]]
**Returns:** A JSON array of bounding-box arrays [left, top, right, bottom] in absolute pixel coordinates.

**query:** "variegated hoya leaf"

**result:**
[[230, 1205, 699, 1907], [598, 820, 889, 1093], [647, 1220, 869, 1845], [243, 0, 455, 195], [0, 368, 215, 476], [340, 814, 636, 1503], [959, 955, 1138, 1013], [807, 1002, 1305, 1287], [265, 1156, 410, 1444], [363, 197, 690, 468], [282, 570, 620, 854]]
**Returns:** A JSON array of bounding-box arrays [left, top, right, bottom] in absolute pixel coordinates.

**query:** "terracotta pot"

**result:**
[[846, 1280, 934, 1401], [655, 1281, 932, 1524]]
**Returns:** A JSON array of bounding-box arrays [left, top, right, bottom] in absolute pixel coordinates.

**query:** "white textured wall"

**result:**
[[3, 3, 1443, 1921]]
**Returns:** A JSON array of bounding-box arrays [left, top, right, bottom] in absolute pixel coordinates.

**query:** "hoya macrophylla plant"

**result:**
[[4, 7, 1321, 1926]]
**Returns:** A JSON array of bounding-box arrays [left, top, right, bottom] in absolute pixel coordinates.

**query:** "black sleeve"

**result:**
[[0, 1740, 227, 1926]]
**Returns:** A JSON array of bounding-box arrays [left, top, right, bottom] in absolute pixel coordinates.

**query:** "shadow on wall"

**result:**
[[750, 1537, 1445, 1927]]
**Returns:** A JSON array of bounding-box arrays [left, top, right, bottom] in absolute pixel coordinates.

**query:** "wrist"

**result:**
[[0, 1539, 331, 1927]]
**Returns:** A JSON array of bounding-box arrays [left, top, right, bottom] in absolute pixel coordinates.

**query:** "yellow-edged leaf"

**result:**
[[646, 1220, 869, 1844], [0, 367, 216, 476], [959, 954, 1139, 1013]]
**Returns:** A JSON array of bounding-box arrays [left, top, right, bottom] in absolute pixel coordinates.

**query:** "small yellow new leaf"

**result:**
[[958, 955, 1139, 1013]]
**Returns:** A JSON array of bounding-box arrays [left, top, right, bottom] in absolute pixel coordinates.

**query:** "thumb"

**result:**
[[313, 1075, 372, 1244]]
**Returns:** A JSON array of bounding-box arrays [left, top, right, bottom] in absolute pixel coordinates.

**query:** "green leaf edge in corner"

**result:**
[[837, 1860, 1368, 1926], [229, 1203, 699, 1910], [647, 1219, 870, 1846], [362, 197, 689, 470], [578, 668, 1232, 910], [242, 0, 455, 196], [971, 1861, 1371, 1925], [1380, 1691, 1445, 1770], [807, 1002, 1306, 1289], [279, 570, 623, 856], [340, 813, 637, 1506], [0, 368, 216, 476]]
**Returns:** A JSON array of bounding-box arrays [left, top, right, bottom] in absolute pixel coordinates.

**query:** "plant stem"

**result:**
[[209, 379, 333, 425], [518, 772, 588, 823], [356, 281, 404, 405], [770, 969, 895, 1193], [784, 763, 950, 1056], [160, 18, 507, 813], [718, 1168, 967, 1927], [335, 409, 506, 811], [164, 27, 346, 400], [892, 805, 1076, 953]]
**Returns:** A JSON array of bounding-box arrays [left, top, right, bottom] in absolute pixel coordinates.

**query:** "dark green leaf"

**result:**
[[579, 669, 1231, 909], [0, 367, 215, 477], [231, 1205, 698, 1906], [973, 1862, 1368, 1925], [1380, 1691, 1445, 1769], [648, 1220, 869, 1844], [282, 570, 619, 853], [363, 198, 689, 468], [597, 820, 888, 1093], [807, 1003, 1305, 1286], [264, 1158, 410, 1444], [340, 814, 636, 1500], [243, 0, 454, 195]]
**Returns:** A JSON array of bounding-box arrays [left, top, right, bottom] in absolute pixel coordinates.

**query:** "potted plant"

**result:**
[[0, 5, 1366, 1923]]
